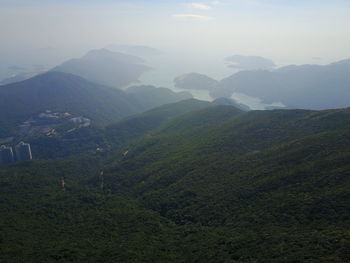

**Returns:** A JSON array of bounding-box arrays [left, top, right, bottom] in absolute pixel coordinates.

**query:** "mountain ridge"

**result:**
[[212, 58, 350, 110], [0, 71, 192, 138], [51, 48, 151, 88]]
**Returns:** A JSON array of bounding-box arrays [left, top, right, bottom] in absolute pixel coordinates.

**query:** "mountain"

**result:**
[[174, 73, 219, 91], [0, 72, 192, 138], [52, 49, 151, 88], [212, 59, 350, 110], [0, 71, 140, 137], [225, 55, 276, 70]]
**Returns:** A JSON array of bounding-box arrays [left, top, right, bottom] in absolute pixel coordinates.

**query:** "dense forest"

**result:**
[[1, 101, 350, 262]]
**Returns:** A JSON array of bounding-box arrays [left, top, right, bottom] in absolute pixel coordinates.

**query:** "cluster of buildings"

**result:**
[[0, 142, 32, 166], [19, 110, 91, 138], [38, 111, 72, 119], [69, 116, 91, 127]]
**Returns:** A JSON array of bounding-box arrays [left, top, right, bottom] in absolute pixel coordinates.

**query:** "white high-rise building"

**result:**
[[0, 145, 14, 165], [15, 142, 32, 162]]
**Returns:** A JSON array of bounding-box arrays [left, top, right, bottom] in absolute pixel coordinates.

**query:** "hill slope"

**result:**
[[1, 103, 350, 262], [102, 106, 350, 262], [0, 72, 192, 137], [105, 99, 212, 148], [30, 99, 211, 159]]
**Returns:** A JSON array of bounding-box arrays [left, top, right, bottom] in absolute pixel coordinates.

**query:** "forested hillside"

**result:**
[[1, 103, 350, 262]]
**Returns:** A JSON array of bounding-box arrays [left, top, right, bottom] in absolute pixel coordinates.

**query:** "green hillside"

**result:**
[[1, 102, 350, 262], [105, 99, 212, 148], [102, 106, 350, 262], [0, 158, 185, 262], [28, 99, 210, 159]]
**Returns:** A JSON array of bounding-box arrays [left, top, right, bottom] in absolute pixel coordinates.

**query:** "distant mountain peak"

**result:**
[[51, 48, 150, 88]]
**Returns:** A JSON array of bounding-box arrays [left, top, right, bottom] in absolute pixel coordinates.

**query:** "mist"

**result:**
[[1, 0, 350, 74], [1, 0, 350, 109]]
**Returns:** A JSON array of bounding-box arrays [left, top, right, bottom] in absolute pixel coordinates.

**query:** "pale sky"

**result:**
[[1, 0, 350, 73]]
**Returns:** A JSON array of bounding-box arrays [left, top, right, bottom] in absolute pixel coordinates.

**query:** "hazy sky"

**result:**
[[1, 0, 350, 70]]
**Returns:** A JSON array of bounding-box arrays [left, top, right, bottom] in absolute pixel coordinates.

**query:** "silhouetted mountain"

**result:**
[[174, 73, 219, 91], [0, 72, 139, 136], [225, 55, 276, 70], [52, 49, 151, 88], [0, 72, 192, 137], [212, 59, 350, 110]]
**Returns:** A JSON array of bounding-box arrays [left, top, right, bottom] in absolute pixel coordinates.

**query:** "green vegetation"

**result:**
[[1, 101, 350, 262], [105, 99, 212, 148], [30, 125, 108, 159], [0, 159, 181, 262]]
